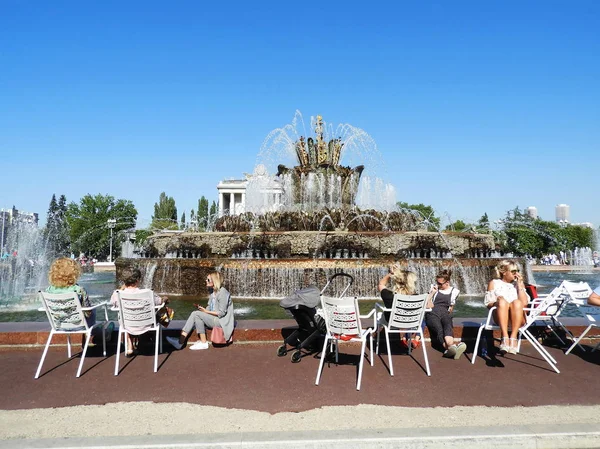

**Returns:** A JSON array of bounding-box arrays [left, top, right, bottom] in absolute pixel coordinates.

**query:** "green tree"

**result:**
[[197, 196, 209, 230], [180, 211, 186, 230], [152, 192, 178, 230], [45, 194, 71, 258], [445, 219, 469, 232], [209, 200, 217, 216], [477, 213, 490, 232], [66, 194, 137, 260], [397, 202, 440, 231]]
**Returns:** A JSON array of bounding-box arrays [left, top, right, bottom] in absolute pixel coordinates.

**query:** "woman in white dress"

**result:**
[[484, 260, 529, 354]]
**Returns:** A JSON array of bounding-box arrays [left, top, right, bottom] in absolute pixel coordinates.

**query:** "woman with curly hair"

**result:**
[[46, 257, 95, 327]]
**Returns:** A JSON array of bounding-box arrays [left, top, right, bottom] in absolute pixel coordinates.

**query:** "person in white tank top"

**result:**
[[484, 260, 529, 354]]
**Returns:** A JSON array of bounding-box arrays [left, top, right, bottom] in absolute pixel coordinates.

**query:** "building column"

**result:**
[[218, 192, 224, 217], [229, 193, 234, 215]]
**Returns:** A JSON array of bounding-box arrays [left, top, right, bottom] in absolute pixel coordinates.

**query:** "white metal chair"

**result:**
[[526, 286, 577, 349], [315, 295, 375, 391], [560, 282, 599, 355], [114, 289, 163, 375], [472, 292, 561, 373], [35, 291, 110, 379], [375, 293, 430, 376]]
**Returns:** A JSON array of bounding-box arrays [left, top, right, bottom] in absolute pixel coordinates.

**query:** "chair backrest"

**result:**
[[528, 287, 566, 320], [116, 289, 157, 332], [320, 295, 362, 337], [39, 291, 88, 332], [560, 281, 593, 302], [558, 281, 600, 323], [388, 294, 428, 331]]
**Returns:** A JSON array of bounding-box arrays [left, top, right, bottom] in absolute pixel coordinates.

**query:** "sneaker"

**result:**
[[454, 342, 467, 360], [166, 336, 184, 350], [189, 341, 209, 350], [104, 322, 115, 343], [443, 345, 457, 358]]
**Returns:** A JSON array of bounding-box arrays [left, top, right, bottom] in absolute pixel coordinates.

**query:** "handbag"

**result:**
[[155, 304, 174, 327], [210, 326, 227, 345]]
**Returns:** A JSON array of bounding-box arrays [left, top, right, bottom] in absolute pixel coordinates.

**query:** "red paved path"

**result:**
[[2, 338, 600, 413]]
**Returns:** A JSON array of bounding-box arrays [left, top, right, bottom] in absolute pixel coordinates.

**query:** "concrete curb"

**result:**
[[2, 423, 600, 449]]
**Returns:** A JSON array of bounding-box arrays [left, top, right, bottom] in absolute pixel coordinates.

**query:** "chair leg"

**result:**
[[34, 331, 54, 379], [546, 325, 566, 346], [376, 326, 381, 355], [102, 323, 107, 357], [565, 324, 592, 355], [557, 320, 586, 353], [159, 326, 163, 354], [76, 331, 92, 378], [66, 335, 72, 359], [315, 335, 330, 386], [420, 330, 431, 376], [384, 328, 393, 376], [154, 328, 160, 373], [521, 329, 560, 373], [356, 339, 367, 391], [471, 325, 485, 365], [114, 330, 123, 376], [369, 332, 374, 367]]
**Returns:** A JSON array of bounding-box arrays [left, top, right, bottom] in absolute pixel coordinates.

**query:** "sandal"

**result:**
[[499, 337, 509, 354], [508, 338, 518, 354], [411, 338, 421, 349]]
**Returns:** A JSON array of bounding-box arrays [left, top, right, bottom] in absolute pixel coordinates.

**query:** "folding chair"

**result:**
[[35, 291, 110, 378], [527, 286, 577, 349], [472, 293, 561, 373], [560, 282, 598, 355], [375, 293, 430, 376], [315, 295, 375, 391], [114, 289, 163, 375]]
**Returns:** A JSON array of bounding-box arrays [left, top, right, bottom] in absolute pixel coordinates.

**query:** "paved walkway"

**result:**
[[2, 335, 600, 448]]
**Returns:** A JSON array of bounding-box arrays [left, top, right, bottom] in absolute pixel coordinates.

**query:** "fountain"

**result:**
[[118, 113, 511, 299], [0, 212, 47, 306]]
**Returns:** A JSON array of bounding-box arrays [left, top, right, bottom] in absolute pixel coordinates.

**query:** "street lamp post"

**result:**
[[107, 218, 117, 263]]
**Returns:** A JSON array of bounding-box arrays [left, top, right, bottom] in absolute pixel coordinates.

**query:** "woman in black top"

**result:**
[[424, 269, 466, 359]]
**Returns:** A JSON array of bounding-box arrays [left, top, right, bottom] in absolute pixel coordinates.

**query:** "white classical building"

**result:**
[[216, 165, 284, 217], [216, 179, 247, 217]]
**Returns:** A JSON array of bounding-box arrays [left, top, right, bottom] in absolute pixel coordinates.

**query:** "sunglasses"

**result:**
[[436, 281, 447, 287], [511, 270, 519, 274]]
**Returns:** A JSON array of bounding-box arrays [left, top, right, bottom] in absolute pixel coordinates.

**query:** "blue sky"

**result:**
[[1, 1, 599, 229]]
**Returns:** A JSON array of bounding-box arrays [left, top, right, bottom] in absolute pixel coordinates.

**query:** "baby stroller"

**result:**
[[276, 273, 353, 363], [277, 285, 325, 363]]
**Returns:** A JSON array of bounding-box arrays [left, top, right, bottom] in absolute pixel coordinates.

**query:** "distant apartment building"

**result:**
[[555, 204, 570, 224], [526, 206, 538, 219], [0, 207, 39, 252]]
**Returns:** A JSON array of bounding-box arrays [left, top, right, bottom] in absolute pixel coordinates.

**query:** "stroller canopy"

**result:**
[[279, 286, 321, 309]]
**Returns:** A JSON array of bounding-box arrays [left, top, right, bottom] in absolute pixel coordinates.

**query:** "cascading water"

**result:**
[[0, 219, 48, 307]]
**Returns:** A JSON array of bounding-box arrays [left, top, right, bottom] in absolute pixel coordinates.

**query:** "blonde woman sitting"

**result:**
[[485, 260, 529, 354], [378, 263, 421, 348]]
